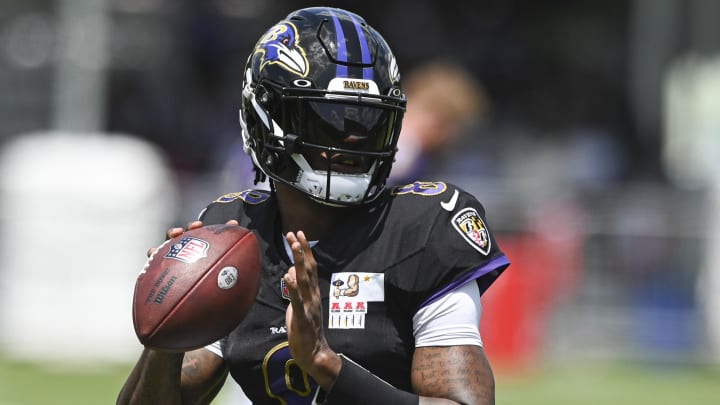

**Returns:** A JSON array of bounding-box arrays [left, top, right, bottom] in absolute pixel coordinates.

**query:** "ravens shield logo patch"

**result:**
[[451, 207, 491, 255]]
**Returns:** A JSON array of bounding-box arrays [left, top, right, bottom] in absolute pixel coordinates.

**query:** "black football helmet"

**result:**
[[240, 7, 406, 206]]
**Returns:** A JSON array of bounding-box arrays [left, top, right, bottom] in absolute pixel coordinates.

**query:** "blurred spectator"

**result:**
[[389, 60, 488, 184]]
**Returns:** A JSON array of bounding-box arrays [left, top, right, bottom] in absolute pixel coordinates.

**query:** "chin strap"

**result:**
[[290, 153, 373, 204]]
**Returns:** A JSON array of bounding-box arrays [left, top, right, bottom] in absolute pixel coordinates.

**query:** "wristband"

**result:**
[[321, 354, 419, 405]]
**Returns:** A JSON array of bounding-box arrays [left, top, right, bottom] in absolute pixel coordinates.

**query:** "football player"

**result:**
[[118, 7, 509, 405]]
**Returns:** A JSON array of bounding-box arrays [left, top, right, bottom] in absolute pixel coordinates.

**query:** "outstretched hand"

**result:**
[[284, 231, 342, 390]]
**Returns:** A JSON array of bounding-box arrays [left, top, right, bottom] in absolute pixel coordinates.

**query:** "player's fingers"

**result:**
[[146, 247, 157, 257], [225, 219, 239, 226], [186, 220, 203, 230], [288, 232, 316, 303], [286, 232, 303, 274], [283, 269, 304, 314], [296, 231, 317, 285], [165, 227, 182, 240]]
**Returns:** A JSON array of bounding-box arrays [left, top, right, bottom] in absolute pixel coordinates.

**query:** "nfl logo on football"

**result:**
[[164, 237, 210, 264]]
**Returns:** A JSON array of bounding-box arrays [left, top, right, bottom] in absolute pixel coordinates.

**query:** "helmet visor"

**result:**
[[288, 99, 398, 154]]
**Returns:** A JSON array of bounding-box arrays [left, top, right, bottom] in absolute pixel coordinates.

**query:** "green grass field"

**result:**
[[496, 362, 720, 405], [1, 356, 719, 404]]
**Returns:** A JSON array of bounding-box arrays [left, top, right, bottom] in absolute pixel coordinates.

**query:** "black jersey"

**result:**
[[199, 181, 509, 404]]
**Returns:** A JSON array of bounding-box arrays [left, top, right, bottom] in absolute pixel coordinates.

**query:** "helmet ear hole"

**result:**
[[256, 86, 274, 107], [263, 151, 276, 167]]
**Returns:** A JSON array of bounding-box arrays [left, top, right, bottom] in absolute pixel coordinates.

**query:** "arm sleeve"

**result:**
[[413, 281, 483, 347]]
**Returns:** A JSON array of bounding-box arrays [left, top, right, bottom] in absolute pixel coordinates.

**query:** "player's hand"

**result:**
[[146, 220, 239, 257], [284, 231, 342, 389]]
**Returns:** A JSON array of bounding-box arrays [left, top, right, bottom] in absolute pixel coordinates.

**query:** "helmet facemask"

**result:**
[[242, 78, 404, 206]]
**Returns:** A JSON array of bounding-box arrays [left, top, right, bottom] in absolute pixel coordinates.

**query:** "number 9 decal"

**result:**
[[262, 341, 319, 404]]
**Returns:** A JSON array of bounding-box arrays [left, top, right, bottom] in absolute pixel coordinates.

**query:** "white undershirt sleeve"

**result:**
[[205, 340, 224, 357], [413, 281, 483, 347]]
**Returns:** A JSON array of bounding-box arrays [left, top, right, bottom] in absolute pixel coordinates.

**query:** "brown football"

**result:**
[[132, 224, 261, 351]]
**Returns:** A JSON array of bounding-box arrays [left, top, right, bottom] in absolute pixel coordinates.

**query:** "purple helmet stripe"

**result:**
[[328, 10, 348, 78], [345, 11, 373, 80]]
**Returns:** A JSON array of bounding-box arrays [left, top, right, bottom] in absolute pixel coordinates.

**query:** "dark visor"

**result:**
[[287, 99, 397, 153]]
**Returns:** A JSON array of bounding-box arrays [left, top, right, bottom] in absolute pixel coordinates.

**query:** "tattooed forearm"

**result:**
[[411, 346, 494, 405], [181, 352, 205, 384], [180, 349, 227, 387], [178, 349, 229, 405]]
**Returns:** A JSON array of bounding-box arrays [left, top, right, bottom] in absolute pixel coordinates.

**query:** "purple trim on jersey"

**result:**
[[417, 254, 511, 310], [329, 10, 348, 78], [346, 11, 373, 80]]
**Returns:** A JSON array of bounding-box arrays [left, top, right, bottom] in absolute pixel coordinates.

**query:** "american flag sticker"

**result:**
[[164, 236, 209, 264]]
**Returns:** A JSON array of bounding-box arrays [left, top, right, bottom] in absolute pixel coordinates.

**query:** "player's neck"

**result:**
[[275, 182, 346, 241]]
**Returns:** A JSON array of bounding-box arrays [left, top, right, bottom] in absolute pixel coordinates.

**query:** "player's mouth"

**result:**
[[304, 147, 370, 175], [327, 153, 365, 174]]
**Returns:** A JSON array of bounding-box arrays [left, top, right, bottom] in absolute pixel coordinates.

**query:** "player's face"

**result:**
[[301, 102, 393, 151], [301, 137, 372, 174], [287, 100, 396, 174]]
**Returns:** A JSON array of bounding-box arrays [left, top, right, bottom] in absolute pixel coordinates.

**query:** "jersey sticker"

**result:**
[[164, 236, 209, 263], [451, 207, 491, 255], [328, 272, 384, 329], [214, 189, 271, 205]]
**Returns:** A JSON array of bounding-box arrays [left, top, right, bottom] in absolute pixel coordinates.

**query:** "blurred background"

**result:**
[[1, 0, 720, 404]]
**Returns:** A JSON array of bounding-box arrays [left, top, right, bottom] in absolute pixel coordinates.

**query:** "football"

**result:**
[[132, 224, 261, 351]]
